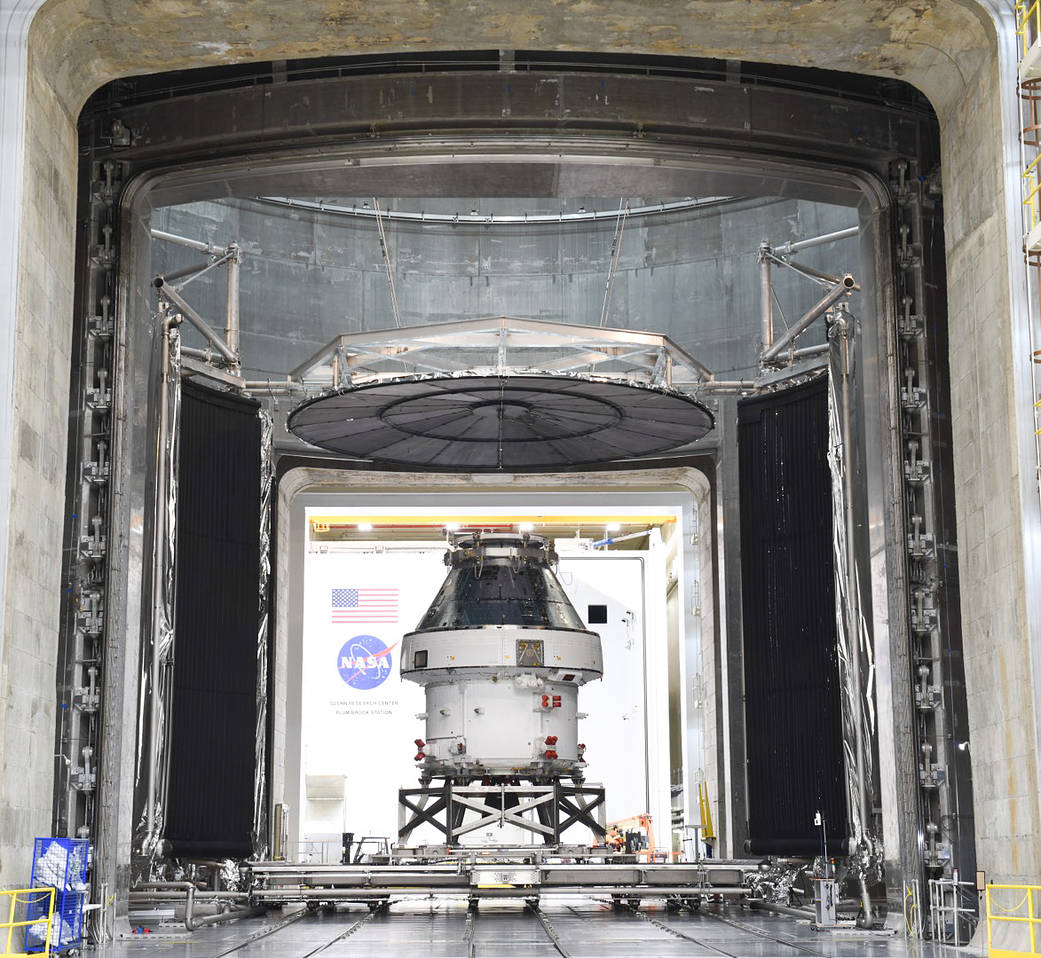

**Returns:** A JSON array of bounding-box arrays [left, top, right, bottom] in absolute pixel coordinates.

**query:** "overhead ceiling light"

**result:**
[[357, 522, 373, 532]]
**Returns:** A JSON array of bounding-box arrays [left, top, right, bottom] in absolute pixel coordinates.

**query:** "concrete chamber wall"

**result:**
[[0, 0, 1038, 887]]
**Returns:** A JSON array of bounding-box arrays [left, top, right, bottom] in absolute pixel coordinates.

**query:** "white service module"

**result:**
[[298, 527, 668, 845], [401, 533, 602, 779]]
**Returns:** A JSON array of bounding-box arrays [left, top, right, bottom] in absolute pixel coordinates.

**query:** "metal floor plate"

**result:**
[[113, 899, 985, 958]]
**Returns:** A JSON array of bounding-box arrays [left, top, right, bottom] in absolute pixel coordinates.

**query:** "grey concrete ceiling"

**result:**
[[31, 0, 993, 124]]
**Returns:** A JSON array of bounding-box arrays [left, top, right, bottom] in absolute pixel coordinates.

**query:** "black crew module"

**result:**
[[166, 381, 263, 858], [415, 534, 589, 632], [287, 374, 714, 471], [738, 377, 847, 856]]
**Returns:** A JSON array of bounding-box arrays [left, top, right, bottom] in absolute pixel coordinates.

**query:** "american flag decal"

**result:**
[[331, 587, 399, 623]]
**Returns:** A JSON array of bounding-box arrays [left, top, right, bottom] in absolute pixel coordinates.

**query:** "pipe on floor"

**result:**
[[131, 883, 263, 930], [858, 876, 874, 929], [748, 900, 814, 920]]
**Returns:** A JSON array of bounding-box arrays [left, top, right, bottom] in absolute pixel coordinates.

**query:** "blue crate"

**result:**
[[30, 838, 88, 893], [26, 838, 89, 953], [23, 889, 84, 953]]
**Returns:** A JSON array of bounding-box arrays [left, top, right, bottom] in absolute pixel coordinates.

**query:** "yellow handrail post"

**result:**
[[6, 888, 17, 956], [987, 885, 994, 954], [1031, 886, 1037, 956], [43, 888, 55, 958]]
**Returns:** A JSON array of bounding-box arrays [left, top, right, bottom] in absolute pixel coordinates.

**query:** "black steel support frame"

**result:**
[[398, 781, 607, 845]]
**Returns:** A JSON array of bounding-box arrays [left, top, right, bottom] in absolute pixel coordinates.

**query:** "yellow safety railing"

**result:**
[[1018, 0, 1041, 60], [1025, 153, 1041, 235], [987, 884, 1041, 958], [0, 888, 55, 958]]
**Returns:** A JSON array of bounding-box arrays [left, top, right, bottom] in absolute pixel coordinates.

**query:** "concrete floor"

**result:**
[[115, 899, 986, 958]]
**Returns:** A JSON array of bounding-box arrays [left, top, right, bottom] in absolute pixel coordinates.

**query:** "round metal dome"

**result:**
[[287, 374, 713, 471]]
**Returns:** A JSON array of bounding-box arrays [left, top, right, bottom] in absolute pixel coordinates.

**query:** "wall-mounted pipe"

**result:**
[[243, 380, 306, 394], [699, 380, 757, 393], [150, 228, 224, 255], [226, 244, 241, 354], [255, 194, 732, 226], [759, 244, 773, 351], [593, 529, 651, 549], [776, 225, 859, 255]]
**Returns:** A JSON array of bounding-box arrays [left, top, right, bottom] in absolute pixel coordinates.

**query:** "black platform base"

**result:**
[[398, 780, 607, 845]]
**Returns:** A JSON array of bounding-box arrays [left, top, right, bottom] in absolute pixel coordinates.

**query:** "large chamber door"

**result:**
[[738, 377, 848, 856], [165, 380, 267, 858]]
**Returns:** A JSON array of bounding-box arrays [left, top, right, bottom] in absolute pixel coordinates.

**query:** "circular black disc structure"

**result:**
[[287, 375, 715, 471]]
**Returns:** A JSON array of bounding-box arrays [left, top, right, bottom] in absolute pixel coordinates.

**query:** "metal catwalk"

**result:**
[[116, 900, 982, 957]]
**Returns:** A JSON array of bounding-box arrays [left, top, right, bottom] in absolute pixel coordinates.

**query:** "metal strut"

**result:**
[[599, 199, 630, 327], [374, 197, 403, 328]]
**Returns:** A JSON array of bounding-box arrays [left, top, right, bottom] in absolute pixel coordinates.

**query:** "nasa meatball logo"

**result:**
[[337, 634, 394, 690]]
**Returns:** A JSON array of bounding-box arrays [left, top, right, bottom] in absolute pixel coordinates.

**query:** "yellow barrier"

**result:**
[[987, 884, 1041, 958], [0, 888, 55, 958], [1025, 153, 1041, 235]]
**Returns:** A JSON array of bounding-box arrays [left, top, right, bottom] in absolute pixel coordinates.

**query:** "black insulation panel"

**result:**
[[738, 378, 847, 856], [166, 381, 262, 858]]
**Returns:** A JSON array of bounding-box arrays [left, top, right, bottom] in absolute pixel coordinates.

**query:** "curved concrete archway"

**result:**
[[1, 0, 1038, 895]]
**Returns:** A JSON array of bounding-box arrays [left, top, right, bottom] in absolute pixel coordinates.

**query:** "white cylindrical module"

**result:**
[[401, 533, 603, 782]]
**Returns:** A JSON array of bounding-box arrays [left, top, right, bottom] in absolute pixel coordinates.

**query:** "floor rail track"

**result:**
[[701, 907, 826, 957], [526, 902, 572, 958], [593, 899, 738, 958], [208, 909, 308, 958], [298, 910, 381, 958]]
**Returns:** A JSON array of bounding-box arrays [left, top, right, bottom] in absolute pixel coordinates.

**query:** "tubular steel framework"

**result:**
[[398, 781, 607, 845]]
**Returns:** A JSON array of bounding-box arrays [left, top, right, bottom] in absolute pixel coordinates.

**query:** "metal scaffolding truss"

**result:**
[[262, 316, 717, 394]]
